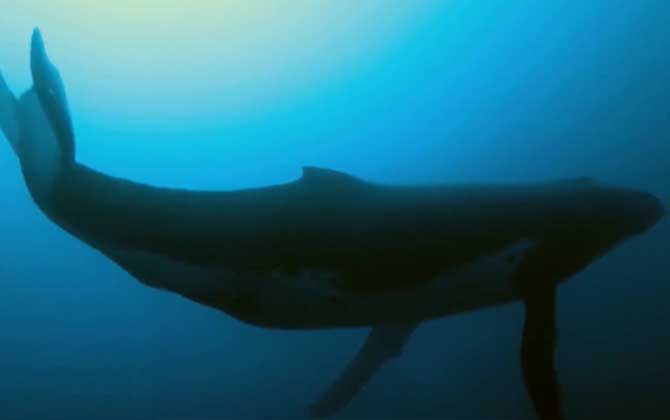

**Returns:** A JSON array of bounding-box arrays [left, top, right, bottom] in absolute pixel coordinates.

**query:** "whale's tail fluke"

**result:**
[[30, 28, 75, 165], [1, 29, 76, 199], [0, 71, 20, 156], [0, 28, 75, 165]]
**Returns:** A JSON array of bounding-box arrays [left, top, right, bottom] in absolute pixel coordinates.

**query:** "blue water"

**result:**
[[1, 1, 668, 419]]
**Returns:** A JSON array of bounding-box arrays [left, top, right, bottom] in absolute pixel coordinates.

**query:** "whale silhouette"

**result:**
[[0, 29, 664, 419]]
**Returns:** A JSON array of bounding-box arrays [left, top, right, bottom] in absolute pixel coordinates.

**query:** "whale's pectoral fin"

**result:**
[[30, 28, 75, 164], [0, 71, 20, 155], [521, 282, 564, 420], [309, 323, 417, 418]]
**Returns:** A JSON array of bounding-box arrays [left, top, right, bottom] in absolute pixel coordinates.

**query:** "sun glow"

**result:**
[[1, 1, 442, 118]]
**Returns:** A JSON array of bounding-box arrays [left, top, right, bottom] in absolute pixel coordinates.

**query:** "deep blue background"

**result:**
[[0, 1, 668, 419]]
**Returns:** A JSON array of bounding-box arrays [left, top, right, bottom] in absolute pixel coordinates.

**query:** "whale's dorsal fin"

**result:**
[[301, 166, 362, 183], [300, 166, 366, 189]]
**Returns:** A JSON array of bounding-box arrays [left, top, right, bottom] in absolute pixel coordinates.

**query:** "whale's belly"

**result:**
[[253, 239, 534, 327], [102, 240, 535, 329]]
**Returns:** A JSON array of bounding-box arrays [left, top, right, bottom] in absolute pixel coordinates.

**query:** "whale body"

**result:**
[[0, 30, 664, 419]]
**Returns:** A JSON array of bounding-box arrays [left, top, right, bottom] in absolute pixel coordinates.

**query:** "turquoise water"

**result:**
[[0, 1, 668, 419]]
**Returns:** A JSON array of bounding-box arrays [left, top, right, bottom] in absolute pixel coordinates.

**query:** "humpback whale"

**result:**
[[0, 29, 664, 420]]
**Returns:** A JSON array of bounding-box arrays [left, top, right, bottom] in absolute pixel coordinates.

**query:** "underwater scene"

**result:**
[[0, 1, 668, 419]]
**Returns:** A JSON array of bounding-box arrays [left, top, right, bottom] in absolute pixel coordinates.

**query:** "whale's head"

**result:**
[[542, 179, 663, 243], [593, 186, 665, 238]]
